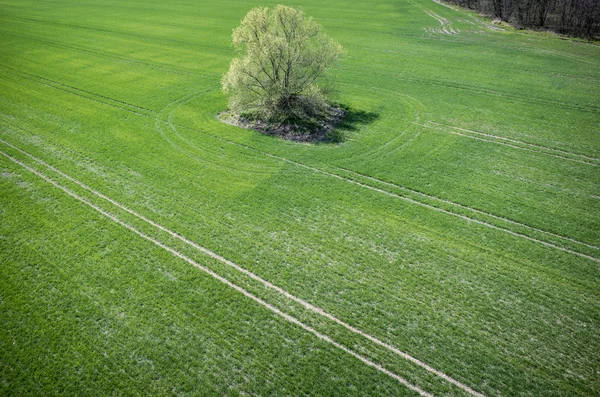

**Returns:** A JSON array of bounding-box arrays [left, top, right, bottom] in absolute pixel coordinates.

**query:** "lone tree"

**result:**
[[221, 5, 344, 131]]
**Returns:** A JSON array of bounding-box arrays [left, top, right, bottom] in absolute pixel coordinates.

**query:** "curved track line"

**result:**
[[166, 89, 419, 173], [336, 81, 596, 167], [156, 90, 598, 260], [154, 89, 599, 256], [338, 64, 600, 113], [7, 16, 228, 55], [0, 31, 208, 77], [415, 123, 599, 167], [336, 82, 426, 160], [336, 167, 599, 251], [0, 139, 486, 397], [155, 90, 276, 176], [158, 92, 598, 256], [245, 148, 600, 262], [407, 0, 460, 35], [163, 110, 600, 262], [5, 71, 596, 260], [0, 150, 446, 397], [153, 89, 224, 165], [429, 0, 504, 32], [4, 67, 268, 175], [8, 52, 596, 165], [423, 121, 600, 164], [0, 65, 155, 116]]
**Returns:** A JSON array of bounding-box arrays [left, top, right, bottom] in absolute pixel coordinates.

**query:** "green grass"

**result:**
[[1, 0, 598, 396]]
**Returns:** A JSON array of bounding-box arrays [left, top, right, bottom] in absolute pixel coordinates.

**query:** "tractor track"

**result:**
[[3, 67, 598, 262]]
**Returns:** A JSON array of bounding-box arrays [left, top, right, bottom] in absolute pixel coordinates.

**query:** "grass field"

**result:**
[[1, 0, 599, 395]]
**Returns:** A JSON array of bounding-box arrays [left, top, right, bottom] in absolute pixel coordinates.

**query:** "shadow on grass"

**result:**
[[321, 105, 379, 144], [219, 104, 379, 144]]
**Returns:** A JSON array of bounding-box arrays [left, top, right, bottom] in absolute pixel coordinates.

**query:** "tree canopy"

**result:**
[[446, 0, 599, 38], [221, 5, 344, 125]]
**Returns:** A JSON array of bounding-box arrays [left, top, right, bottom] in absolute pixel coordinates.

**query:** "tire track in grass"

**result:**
[[415, 122, 599, 166], [0, 30, 211, 78], [158, 101, 600, 260], [533, 48, 600, 66], [334, 167, 600, 252], [1, 68, 273, 178], [0, 136, 438, 392], [153, 89, 231, 168], [13, 60, 585, 168], [155, 89, 279, 176], [397, 74, 599, 113], [159, 91, 599, 257], [1, 136, 596, 393], [8, 58, 597, 162], [0, 65, 156, 116], [167, 86, 423, 173], [2, 66, 256, 176], [1, 139, 488, 396], [228, 142, 599, 262], [0, 148, 447, 397], [337, 64, 600, 113], [417, 121, 600, 166], [6, 16, 229, 54], [338, 80, 582, 167], [164, 120, 600, 263], [342, 81, 599, 165], [332, 87, 426, 162], [5, 70, 597, 260], [422, 32, 600, 67], [429, 0, 505, 33], [406, 0, 460, 35], [405, 5, 599, 66]]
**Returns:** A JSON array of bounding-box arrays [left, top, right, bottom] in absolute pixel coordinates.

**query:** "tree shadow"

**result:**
[[321, 105, 379, 144], [221, 104, 379, 144]]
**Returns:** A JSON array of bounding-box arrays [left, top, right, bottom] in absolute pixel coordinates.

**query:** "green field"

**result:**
[[1, 0, 599, 395]]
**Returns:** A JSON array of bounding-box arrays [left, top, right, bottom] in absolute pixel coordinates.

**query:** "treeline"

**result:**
[[444, 0, 600, 38]]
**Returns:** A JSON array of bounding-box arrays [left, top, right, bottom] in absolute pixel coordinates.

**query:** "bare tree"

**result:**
[[445, 0, 599, 37]]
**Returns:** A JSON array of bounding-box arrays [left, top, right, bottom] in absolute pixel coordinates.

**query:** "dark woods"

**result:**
[[445, 0, 600, 38]]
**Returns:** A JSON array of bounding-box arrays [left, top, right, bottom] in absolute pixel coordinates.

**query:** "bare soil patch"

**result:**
[[218, 105, 346, 143]]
